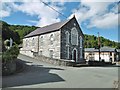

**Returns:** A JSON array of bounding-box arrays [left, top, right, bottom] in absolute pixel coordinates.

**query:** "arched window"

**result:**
[[65, 31, 69, 44], [67, 46, 69, 59], [49, 50, 53, 58], [80, 36, 82, 48], [39, 50, 42, 55], [80, 36, 83, 58], [25, 40, 27, 47], [32, 38, 35, 46], [50, 34, 54, 45], [71, 27, 78, 45], [40, 36, 43, 46]]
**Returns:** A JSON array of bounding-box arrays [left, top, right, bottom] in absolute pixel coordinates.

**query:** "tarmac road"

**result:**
[[2, 54, 119, 88]]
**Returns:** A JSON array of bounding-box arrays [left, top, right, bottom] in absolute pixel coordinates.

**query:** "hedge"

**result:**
[[2, 45, 19, 63]]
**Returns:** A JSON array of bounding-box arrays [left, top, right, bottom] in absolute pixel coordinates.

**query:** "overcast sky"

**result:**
[[1, 0, 119, 42]]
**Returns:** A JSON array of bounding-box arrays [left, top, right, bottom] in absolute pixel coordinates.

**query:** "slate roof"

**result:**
[[25, 19, 70, 38], [117, 49, 120, 52], [85, 46, 116, 52]]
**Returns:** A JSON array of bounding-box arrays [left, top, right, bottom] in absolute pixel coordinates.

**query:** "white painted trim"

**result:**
[[49, 49, 54, 58], [72, 48, 78, 62], [80, 36, 82, 48], [67, 46, 69, 59], [65, 31, 69, 44], [39, 35, 44, 47], [80, 48, 83, 59], [71, 27, 78, 45]]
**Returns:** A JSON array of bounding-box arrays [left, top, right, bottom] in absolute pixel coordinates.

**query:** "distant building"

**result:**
[[20, 16, 85, 63], [117, 49, 120, 61], [85, 46, 119, 62]]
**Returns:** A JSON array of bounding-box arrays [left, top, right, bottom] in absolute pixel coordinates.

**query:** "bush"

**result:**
[[2, 45, 19, 63]]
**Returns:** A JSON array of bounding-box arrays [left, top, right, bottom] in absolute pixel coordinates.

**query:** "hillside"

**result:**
[[1, 20, 119, 48], [0, 20, 37, 44], [84, 34, 119, 48]]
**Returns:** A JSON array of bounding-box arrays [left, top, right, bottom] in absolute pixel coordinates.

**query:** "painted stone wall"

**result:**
[[20, 36, 38, 57], [20, 31, 61, 59], [60, 17, 84, 63], [84, 52, 116, 62], [38, 31, 61, 59]]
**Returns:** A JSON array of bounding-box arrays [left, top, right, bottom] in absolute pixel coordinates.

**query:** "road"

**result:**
[[2, 54, 119, 88]]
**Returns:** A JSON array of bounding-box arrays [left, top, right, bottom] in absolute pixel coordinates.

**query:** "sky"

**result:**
[[1, 0, 120, 42]]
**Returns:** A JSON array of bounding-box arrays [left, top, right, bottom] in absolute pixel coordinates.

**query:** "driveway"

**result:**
[[2, 54, 119, 88]]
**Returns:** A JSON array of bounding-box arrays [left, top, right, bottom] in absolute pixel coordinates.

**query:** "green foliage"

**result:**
[[2, 45, 19, 62], [1, 20, 21, 44], [84, 34, 119, 49], [0, 20, 37, 44], [9, 24, 37, 40], [1, 20, 119, 49]]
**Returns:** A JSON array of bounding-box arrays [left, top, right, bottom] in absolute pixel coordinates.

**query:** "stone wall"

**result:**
[[20, 36, 39, 57], [33, 54, 75, 66], [20, 31, 61, 59], [2, 60, 16, 76], [38, 31, 61, 59], [60, 17, 84, 63]]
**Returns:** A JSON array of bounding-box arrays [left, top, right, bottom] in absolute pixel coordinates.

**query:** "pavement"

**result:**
[[2, 54, 119, 88]]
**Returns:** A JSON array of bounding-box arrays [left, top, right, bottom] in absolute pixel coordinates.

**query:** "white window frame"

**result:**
[[39, 50, 43, 55], [80, 36, 83, 48], [65, 31, 69, 45], [80, 48, 83, 59], [32, 38, 35, 46], [49, 50, 54, 58], [71, 27, 78, 45], [80, 36, 83, 58], [26, 40, 28, 47], [50, 34, 54, 45], [39, 35, 43, 46], [66, 46, 69, 59]]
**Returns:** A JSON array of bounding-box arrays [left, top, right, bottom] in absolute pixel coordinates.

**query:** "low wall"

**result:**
[[88, 60, 113, 66], [2, 60, 16, 76], [34, 54, 75, 66]]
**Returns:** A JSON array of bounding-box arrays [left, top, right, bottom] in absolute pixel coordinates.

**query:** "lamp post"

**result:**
[[98, 32, 101, 61]]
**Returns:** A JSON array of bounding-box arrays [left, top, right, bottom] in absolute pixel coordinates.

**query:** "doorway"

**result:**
[[73, 49, 77, 62]]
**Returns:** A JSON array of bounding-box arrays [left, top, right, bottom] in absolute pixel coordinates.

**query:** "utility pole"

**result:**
[[98, 32, 101, 61]]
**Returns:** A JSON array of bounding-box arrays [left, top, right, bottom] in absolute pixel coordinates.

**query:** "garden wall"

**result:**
[[33, 54, 75, 66]]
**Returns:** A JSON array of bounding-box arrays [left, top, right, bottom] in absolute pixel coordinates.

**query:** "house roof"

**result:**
[[25, 18, 70, 38], [117, 49, 120, 52], [85, 46, 116, 52]]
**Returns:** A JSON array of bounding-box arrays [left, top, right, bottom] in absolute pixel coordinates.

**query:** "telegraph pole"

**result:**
[[98, 32, 101, 61]]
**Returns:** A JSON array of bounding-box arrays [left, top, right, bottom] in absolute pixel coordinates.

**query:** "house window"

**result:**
[[50, 34, 54, 45], [80, 48, 83, 58], [39, 51, 42, 55], [80, 36, 82, 48], [67, 46, 69, 59], [49, 50, 53, 58], [80, 36, 83, 58], [65, 31, 69, 45], [110, 52, 112, 56], [71, 27, 78, 45], [32, 38, 35, 46], [26, 40, 28, 47], [40, 36, 43, 46]]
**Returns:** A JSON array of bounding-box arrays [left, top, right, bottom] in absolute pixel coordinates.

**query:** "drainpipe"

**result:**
[[38, 36, 39, 56]]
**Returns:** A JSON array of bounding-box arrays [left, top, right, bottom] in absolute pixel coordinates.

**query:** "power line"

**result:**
[[40, 0, 67, 19]]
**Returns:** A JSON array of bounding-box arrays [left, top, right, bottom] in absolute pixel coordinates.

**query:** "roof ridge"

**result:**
[[25, 17, 73, 38]]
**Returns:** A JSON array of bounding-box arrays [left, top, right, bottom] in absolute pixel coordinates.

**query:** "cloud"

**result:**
[[0, 2, 14, 18], [88, 13, 118, 28], [13, 1, 65, 27], [1, 1, 65, 27], [70, 1, 119, 29], [0, 10, 10, 18]]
